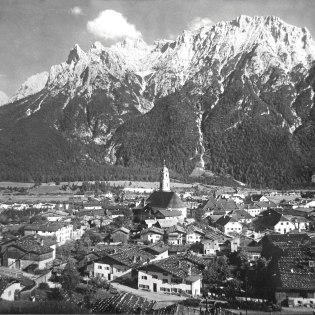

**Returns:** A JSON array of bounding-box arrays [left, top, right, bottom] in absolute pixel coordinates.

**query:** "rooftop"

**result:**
[[98, 248, 154, 268], [24, 222, 71, 232], [140, 253, 206, 281], [147, 191, 186, 209], [13, 237, 53, 255]]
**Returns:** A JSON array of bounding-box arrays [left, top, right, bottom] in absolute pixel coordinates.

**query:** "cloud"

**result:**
[[70, 6, 83, 16], [188, 17, 214, 31], [87, 10, 142, 40]]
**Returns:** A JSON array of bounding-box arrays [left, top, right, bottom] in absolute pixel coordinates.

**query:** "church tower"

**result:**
[[160, 160, 170, 191]]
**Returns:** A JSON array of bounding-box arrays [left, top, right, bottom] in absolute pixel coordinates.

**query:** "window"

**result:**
[[163, 279, 168, 283], [152, 275, 158, 279], [139, 284, 149, 289], [141, 276, 147, 280], [104, 267, 110, 270], [98, 266, 102, 269], [163, 272, 168, 276]]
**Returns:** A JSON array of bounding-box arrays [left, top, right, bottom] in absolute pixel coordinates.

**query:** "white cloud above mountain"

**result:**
[[188, 17, 214, 31], [70, 6, 83, 16], [87, 10, 142, 41]]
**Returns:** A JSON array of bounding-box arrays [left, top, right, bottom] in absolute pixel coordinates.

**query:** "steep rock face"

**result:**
[[0, 15, 315, 186], [9, 72, 49, 103]]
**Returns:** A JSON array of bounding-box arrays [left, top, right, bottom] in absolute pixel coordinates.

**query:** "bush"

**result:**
[[38, 283, 50, 290]]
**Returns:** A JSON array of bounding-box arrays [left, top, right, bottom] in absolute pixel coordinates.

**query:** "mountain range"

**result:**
[[0, 15, 315, 188]]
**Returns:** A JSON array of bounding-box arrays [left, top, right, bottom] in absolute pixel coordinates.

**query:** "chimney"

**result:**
[[133, 255, 136, 263], [40, 239, 44, 246], [178, 260, 181, 267]]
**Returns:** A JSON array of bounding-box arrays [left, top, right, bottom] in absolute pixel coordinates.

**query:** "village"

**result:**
[[0, 163, 315, 314]]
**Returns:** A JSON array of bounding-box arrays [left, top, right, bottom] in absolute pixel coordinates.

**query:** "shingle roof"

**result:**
[[113, 227, 130, 234], [203, 228, 228, 241], [98, 248, 154, 268], [13, 238, 53, 255], [140, 254, 206, 280], [156, 209, 182, 217], [92, 292, 155, 314], [203, 198, 238, 212], [185, 225, 204, 235], [266, 233, 310, 244], [216, 215, 240, 226], [141, 226, 164, 236], [155, 219, 178, 228], [229, 209, 254, 220], [279, 273, 315, 290], [147, 191, 185, 209], [143, 243, 168, 255], [166, 225, 187, 235]]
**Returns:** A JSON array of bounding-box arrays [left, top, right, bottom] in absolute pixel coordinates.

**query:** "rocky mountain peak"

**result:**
[[0, 91, 8, 106], [66, 44, 86, 64], [2, 15, 315, 187], [10, 72, 49, 103]]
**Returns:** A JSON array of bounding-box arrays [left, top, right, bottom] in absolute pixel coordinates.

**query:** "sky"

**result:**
[[1, 0, 315, 96]]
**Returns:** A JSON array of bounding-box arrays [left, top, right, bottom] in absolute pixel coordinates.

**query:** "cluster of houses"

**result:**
[[0, 163, 315, 311]]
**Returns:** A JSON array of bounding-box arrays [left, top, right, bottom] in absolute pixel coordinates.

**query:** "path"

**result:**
[[111, 282, 186, 302]]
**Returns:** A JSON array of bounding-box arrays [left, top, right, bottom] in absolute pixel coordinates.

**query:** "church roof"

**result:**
[[147, 191, 185, 209]]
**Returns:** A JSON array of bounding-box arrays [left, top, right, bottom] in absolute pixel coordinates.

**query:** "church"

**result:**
[[146, 161, 187, 220]]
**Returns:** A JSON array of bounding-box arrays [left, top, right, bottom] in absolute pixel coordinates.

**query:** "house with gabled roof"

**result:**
[[185, 225, 204, 244], [215, 216, 242, 235], [254, 200, 277, 211], [154, 219, 177, 229], [257, 209, 295, 234], [251, 194, 269, 202], [201, 228, 231, 255], [141, 226, 164, 244], [0, 276, 22, 301], [228, 209, 254, 224], [2, 236, 55, 270], [142, 243, 168, 260], [165, 225, 186, 245], [138, 254, 206, 297], [24, 222, 73, 245], [239, 203, 261, 217], [92, 248, 155, 281], [111, 227, 130, 244]]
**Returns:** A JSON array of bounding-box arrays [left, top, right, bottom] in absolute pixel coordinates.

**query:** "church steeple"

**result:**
[[160, 160, 170, 191]]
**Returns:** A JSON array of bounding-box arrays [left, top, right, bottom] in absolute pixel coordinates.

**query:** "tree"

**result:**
[[203, 256, 231, 290], [60, 261, 80, 308], [30, 215, 48, 224]]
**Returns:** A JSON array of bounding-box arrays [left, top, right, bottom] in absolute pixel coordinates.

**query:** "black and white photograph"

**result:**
[[0, 0, 315, 314]]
